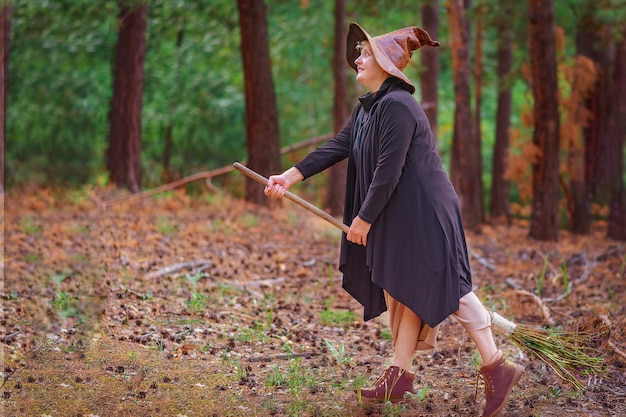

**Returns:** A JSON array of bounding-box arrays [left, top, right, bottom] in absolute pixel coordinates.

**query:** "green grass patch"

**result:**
[[319, 308, 356, 327], [19, 215, 42, 234]]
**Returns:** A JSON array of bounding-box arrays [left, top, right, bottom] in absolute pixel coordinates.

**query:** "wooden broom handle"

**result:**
[[233, 162, 350, 234]]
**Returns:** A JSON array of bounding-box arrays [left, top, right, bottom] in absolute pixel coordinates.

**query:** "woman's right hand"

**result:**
[[264, 167, 304, 198], [264, 174, 289, 198]]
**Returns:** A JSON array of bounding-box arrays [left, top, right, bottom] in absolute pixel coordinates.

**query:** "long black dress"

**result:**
[[295, 77, 472, 328]]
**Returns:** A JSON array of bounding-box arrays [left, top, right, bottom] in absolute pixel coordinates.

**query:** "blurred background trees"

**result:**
[[107, 0, 147, 192], [3, 0, 625, 240]]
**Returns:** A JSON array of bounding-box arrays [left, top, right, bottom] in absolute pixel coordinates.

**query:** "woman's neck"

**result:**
[[364, 75, 391, 94]]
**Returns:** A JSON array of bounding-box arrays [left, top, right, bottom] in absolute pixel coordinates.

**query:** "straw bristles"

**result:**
[[490, 310, 606, 390]]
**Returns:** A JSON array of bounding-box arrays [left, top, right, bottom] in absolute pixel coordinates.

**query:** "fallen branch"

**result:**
[[248, 352, 319, 363], [104, 133, 333, 207], [599, 314, 626, 362], [244, 277, 286, 288], [105, 166, 234, 207], [608, 340, 626, 362], [145, 260, 212, 280], [505, 278, 522, 290], [514, 289, 555, 325], [138, 331, 156, 343], [0, 365, 23, 389], [469, 249, 496, 271]]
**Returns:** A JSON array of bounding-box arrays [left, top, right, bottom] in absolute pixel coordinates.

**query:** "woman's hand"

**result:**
[[264, 167, 304, 198], [347, 216, 371, 246]]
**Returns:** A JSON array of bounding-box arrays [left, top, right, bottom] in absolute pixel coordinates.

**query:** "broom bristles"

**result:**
[[490, 310, 606, 390]]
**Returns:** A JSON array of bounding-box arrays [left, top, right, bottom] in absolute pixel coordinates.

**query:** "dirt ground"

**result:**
[[2, 188, 625, 416]]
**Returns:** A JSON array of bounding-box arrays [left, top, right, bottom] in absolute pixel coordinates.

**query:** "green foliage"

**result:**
[[379, 327, 392, 341], [7, 0, 245, 187], [186, 291, 208, 312], [319, 306, 356, 327], [142, 0, 245, 181], [236, 321, 269, 344], [265, 358, 314, 395], [7, 0, 117, 186], [19, 215, 42, 234], [237, 212, 260, 228], [325, 339, 351, 365], [269, 1, 334, 144], [51, 291, 79, 319], [561, 260, 570, 298], [155, 215, 177, 234], [537, 254, 549, 297], [184, 270, 208, 286]]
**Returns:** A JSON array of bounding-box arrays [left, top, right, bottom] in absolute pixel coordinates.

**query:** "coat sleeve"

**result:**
[[358, 99, 415, 224], [295, 110, 355, 180]]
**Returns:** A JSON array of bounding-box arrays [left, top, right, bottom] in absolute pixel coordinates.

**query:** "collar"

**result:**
[[357, 77, 407, 111]]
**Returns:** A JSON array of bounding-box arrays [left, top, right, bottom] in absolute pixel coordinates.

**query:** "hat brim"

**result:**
[[346, 22, 415, 93]]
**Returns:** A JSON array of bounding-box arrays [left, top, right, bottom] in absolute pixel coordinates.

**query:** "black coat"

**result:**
[[295, 78, 472, 327]]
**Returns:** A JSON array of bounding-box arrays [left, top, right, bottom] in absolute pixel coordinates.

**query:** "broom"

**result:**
[[233, 162, 607, 389], [487, 310, 605, 389]]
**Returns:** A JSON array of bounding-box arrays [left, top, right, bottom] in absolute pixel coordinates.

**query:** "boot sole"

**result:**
[[360, 394, 409, 403], [357, 389, 414, 403], [483, 364, 525, 417]]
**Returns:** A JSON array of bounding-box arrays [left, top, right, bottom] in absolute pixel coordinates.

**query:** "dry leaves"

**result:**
[[2, 188, 625, 416]]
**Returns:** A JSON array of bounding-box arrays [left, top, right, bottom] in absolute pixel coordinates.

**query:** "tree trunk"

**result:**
[[528, 0, 560, 241], [473, 3, 483, 152], [107, 2, 147, 193], [420, 0, 440, 142], [490, 2, 513, 223], [607, 33, 626, 241], [576, 10, 608, 234], [237, 0, 281, 205], [568, 121, 591, 234], [0, 5, 10, 194], [576, 3, 614, 204], [448, 0, 482, 230], [586, 39, 613, 203], [325, 0, 348, 216], [567, 20, 597, 235]]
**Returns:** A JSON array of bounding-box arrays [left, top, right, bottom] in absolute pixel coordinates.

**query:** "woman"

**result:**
[[265, 22, 523, 417]]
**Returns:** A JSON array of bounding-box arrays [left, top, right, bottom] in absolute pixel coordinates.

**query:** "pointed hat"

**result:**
[[346, 22, 440, 94]]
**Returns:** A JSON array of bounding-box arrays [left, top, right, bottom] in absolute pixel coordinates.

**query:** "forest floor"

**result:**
[[2, 187, 625, 417]]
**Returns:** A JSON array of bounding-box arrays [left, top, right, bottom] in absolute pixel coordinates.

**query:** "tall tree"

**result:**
[[580, 31, 613, 204], [607, 32, 626, 240], [528, 0, 560, 241], [0, 3, 10, 194], [237, 0, 281, 205], [490, 2, 514, 222], [107, 1, 147, 193], [575, 3, 606, 233], [325, 0, 348, 216], [448, 0, 483, 229], [562, 53, 596, 235], [420, 0, 440, 142], [473, 1, 484, 160], [574, 1, 626, 239]]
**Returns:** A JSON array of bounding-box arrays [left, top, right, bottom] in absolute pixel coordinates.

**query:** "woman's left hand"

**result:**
[[347, 216, 371, 246]]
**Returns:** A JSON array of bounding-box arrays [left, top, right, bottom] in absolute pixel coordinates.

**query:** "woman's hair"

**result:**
[[355, 40, 370, 52]]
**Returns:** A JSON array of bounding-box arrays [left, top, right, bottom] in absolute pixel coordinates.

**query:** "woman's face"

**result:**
[[354, 42, 389, 92]]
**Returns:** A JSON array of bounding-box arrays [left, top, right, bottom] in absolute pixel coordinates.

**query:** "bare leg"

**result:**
[[466, 327, 499, 365], [453, 291, 498, 365], [454, 292, 524, 417], [385, 292, 420, 370]]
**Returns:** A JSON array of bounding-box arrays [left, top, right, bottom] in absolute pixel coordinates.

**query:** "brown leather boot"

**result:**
[[357, 366, 416, 402], [479, 351, 524, 417]]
